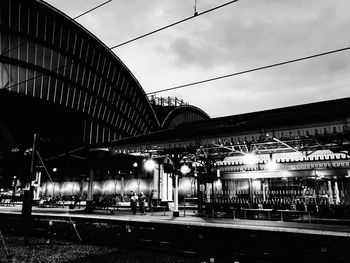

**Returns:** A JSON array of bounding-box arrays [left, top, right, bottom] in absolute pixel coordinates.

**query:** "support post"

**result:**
[[86, 169, 94, 211], [121, 176, 125, 198], [197, 172, 203, 214], [22, 133, 37, 244], [173, 174, 179, 217], [249, 178, 254, 207]]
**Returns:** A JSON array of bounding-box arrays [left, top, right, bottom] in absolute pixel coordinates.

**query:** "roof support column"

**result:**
[[86, 168, 94, 211], [173, 173, 179, 217]]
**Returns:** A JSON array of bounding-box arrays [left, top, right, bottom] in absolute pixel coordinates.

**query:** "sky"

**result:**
[[44, 0, 350, 118]]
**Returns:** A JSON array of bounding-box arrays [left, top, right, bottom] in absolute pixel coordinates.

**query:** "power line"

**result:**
[[146, 46, 350, 95], [73, 0, 112, 20], [0, 0, 113, 57], [110, 0, 239, 49]]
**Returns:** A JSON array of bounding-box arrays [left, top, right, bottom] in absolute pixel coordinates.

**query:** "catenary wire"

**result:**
[[73, 0, 112, 20], [109, 0, 239, 49], [146, 46, 350, 95], [1, 0, 238, 91]]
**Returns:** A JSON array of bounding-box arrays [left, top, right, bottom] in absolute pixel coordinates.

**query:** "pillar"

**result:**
[[80, 178, 84, 197], [197, 172, 203, 214], [328, 180, 334, 204], [249, 178, 254, 206], [121, 176, 125, 197], [173, 174, 179, 217], [33, 171, 41, 200], [262, 181, 266, 201], [86, 169, 94, 211], [153, 166, 159, 199], [161, 170, 166, 200], [334, 181, 340, 204]]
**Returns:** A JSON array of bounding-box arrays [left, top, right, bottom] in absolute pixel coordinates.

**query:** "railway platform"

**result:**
[[0, 204, 350, 238]]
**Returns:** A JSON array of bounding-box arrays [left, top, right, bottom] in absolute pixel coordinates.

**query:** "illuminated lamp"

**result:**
[[180, 164, 191, 175], [144, 159, 156, 172], [252, 180, 261, 189], [133, 162, 138, 168], [243, 153, 258, 165], [266, 160, 278, 171]]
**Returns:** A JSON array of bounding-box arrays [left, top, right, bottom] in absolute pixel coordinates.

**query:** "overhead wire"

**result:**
[[146, 46, 350, 95], [1, 0, 239, 92], [73, 0, 112, 20], [109, 0, 240, 49]]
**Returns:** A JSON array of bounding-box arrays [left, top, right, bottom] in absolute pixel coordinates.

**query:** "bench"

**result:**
[[277, 209, 311, 223], [241, 208, 273, 220], [38, 200, 70, 208]]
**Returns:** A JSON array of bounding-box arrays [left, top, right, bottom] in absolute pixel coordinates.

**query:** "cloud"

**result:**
[[45, 0, 350, 118]]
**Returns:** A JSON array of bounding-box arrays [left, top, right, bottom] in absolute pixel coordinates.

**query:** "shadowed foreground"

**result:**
[[0, 234, 196, 263]]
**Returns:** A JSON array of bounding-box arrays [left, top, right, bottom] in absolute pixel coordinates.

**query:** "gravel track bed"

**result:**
[[0, 234, 197, 263]]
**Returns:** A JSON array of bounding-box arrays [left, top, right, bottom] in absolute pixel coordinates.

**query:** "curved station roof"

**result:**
[[0, 0, 210, 186], [0, 0, 161, 148]]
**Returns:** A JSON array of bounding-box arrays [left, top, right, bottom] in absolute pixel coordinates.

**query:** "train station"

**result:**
[[1, 0, 350, 262]]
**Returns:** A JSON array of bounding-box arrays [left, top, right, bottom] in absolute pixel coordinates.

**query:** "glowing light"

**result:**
[[47, 183, 53, 191], [266, 160, 278, 171], [252, 180, 261, 189], [243, 154, 258, 165], [52, 168, 57, 172], [133, 162, 138, 168], [180, 165, 191, 175], [144, 159, 156, 172]]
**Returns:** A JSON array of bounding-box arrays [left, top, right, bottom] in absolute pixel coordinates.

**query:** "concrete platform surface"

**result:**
[[1, 205, 350, 237]]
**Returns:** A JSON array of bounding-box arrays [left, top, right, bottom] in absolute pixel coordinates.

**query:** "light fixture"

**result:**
[[243, 153, 258, 165], [180, 164, 190, 175], [133, 162, 138, 168], [266, 160, 278, 171], [52, 168, 57, 172], [144, 159, 156, 172], [252, 180, 261, 189]]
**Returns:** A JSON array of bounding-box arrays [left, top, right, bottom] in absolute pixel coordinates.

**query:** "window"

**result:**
[[28, 8, 36, 37], [54, 21, 62, 48], [63, 57, 72, 79], [26, 69, 34, 96], [33, 74, 42, 98], [51, 50, 59, 71], [106, 61, 112, 80], [0, 0, 10, 27], [71, 88, 77, 109], [46, 18, 54, 44], [37, 12, 46, 41], [9, 35, 19, 59], [41, 74, 49, 100], [18, 66, 26, 93], [48, 77, 57, 102], [19, 38, 27, 61], [19, 4, 29, 34], [9, 0, 19, 31], [43, 47, 51, 69]]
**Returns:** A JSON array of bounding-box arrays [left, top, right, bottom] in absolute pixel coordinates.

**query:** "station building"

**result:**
[[1, 0, 350, 218], [108, 97, 350, 216]]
